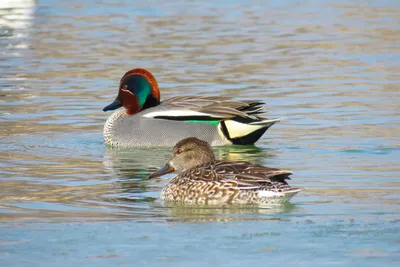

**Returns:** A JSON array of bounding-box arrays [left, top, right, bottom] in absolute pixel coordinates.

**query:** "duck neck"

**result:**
[[141, 93, 160, 110]]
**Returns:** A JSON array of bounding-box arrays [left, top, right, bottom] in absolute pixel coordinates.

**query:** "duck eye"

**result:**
[[176, 148, 183, 154]]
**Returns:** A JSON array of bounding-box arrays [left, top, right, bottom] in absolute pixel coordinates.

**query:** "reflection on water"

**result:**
[[162, 202, 300, 223], [1, 0, 400, 266], [0, 0, 34, 29]]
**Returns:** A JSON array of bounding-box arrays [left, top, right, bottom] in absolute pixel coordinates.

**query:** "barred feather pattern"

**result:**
[[161, 161, 301, 205]]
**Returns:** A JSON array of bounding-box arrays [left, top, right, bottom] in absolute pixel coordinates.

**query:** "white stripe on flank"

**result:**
[[142, 110, 218, 118]]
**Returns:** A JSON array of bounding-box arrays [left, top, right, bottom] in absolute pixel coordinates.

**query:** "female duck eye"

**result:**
[[176, 148, 183, 154]]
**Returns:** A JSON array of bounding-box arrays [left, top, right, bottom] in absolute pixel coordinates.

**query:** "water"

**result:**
[[1, 0, 399, 266]]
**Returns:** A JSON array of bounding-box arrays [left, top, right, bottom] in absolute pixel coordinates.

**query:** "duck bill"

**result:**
[[149, 164, 175, 178], [103, 97, 122, 112]]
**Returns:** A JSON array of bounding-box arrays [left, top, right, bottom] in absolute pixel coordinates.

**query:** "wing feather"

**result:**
[[144, 96, 271, 122], [171, 161, 293, 190]]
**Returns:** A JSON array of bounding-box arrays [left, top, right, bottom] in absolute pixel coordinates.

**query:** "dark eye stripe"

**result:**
[[176, 147, 192, 154]]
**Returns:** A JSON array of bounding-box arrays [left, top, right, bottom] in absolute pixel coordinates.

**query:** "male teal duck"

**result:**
[[103, 68, 281, 147], [150, 137, 302, 205]]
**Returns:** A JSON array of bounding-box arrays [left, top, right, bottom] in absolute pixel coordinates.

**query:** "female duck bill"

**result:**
[[149, 163, 175, 179]]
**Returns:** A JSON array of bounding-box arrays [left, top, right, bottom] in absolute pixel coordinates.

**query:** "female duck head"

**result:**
[[103, 68, 160, 115], [150, 137, 216, 178]]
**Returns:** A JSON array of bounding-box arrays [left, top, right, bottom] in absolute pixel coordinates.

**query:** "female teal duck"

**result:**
[[103, 68, 281, 147], [150, 137, 302, 205]]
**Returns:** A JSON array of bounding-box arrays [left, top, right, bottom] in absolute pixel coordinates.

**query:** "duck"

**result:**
[[149, 137, 302, 205], [103, 68, 281, 147]]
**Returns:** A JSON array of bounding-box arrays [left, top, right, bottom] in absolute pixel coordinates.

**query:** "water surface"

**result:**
[[1, 0, 399, 266]]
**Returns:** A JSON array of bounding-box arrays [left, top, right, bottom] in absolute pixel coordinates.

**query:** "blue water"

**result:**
[[1, 0, 400, 266]]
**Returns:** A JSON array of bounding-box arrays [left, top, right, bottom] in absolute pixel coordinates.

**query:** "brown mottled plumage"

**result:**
[[150, 137, 302, 205]]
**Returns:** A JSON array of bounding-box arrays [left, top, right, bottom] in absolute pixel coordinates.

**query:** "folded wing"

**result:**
[[176, 161, 292, 190]]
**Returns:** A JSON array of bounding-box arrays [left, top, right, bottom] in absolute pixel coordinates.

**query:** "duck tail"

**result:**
[[280, 187, 303, 202], [220, 118, 281, 145], [257, 187, 302, 203]]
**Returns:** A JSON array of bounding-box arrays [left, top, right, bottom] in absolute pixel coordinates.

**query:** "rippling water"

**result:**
[[1, 0, 399, 266]]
